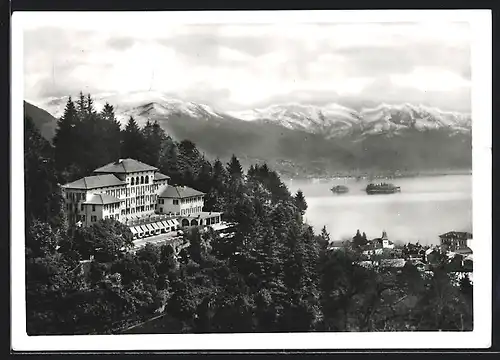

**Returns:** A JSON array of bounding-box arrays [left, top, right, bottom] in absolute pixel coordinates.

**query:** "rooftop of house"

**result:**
[[93, 158, 158, 174], [439, 231, 473, 240], [62, 174, 126, 190], [159, 185, 205, 199], [364, 242, 383, 251], [154, 172, 170, 181], [371, 230, 391, 243], [380, 259, 407, 268], [411, 260, 426, 267], [83, 193, 122, 205], [451, 247, 473, 255], [425, 247, 439, 255]]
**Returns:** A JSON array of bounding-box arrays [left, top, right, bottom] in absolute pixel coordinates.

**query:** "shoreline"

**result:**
[[284, 169, 472, 182]]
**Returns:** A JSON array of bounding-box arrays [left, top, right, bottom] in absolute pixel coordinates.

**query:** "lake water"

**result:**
[[288, 175, 472, 246]]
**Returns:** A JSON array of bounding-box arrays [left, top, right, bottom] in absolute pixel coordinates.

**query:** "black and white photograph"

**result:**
[[11, 10, 492, 351]]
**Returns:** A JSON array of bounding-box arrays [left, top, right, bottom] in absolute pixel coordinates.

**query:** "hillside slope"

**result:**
[[24, 101, 58, 140]]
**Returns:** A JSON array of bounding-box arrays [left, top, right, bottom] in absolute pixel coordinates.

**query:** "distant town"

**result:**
[[329, 230, 473, 283]]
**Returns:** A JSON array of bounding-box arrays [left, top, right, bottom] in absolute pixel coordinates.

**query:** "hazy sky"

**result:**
[[22, 14, 472, 111]]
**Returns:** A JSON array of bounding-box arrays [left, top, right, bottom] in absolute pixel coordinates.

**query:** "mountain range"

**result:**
[[25, 91, 472, 177]]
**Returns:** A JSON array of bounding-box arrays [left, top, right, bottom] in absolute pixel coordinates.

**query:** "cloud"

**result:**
[[106, 37, 136, 50], [22, 20, 472, 112]]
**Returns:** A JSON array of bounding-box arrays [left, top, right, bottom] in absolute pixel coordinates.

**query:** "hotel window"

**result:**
[[91, 215, 97, 222], [131, 178, 135, 185], [173, 199, 179, 205], [160, 207, 163, 213], [92, 205, 96, 212], [145, 176, 149, 184]]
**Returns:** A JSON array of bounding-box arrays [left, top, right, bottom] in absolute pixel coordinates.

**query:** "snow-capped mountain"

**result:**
[[228, 103, 362, 138], [359, 103, 472, 136], [33, 91, 471, 140], [228, 102, 471, 138], [32, 91, 223, 128]]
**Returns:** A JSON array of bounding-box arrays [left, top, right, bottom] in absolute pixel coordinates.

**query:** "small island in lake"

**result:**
[[331, 185, 349, 194], [365, 182, 401, 195]]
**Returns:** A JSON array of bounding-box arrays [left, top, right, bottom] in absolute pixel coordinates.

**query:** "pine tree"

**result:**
[[53, 96, 81, 178], [159, 139, 181, 185], [255, 220, 279, 284], [212, 159, 229, 190], [100, 102, 122, 162], [353, 229, 366, 248], [141, 120, 167, 167], [195, 159, 213, 194], [177, 139, 203, 186], [227, 154, 243, 181], [121, 116, 146, 160], [86, 93, 96, 115], [294, 189, 308, 215], [76, 91, 86, 117], [78, 94, 106, 173]]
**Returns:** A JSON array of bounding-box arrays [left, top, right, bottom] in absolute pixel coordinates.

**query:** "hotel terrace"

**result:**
[[61, 159, 229, 242]]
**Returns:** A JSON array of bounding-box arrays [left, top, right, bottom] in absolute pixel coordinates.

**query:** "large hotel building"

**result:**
[[61, 159, 227, 241]]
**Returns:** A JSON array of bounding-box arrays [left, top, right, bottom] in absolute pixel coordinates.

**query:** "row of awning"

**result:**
[[129, 219, 180, 235]]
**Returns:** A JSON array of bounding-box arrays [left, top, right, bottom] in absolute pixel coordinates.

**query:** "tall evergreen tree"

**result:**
[[294, 189, 308, 216], [141, 120, 167, 167], [78, 94, 106, 173], [53, 96, 80, 177], [159, 138, 182, 185], [100, 102, 122, 162], [121, 116, 146, 160], [86, 93, 96, 115], [76, 91, 86, 116], [227, 154, 243, 181]]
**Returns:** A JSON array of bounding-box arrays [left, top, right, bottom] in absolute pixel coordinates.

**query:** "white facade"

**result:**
[[382, 239, 395, 249], [63, 184, 126, 225], [467, 238, 473, 252], [62, 159, 170, 227], [117, 170, 157, 217], [157, 195, 204, 216]]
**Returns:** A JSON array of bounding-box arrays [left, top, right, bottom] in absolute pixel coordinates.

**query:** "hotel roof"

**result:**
[[93, 158, 158, 174], [159, 186, 205, 199], [154, 172, 171, 181], [62, 174, 126, 189], [84, 193, 122, 205]]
